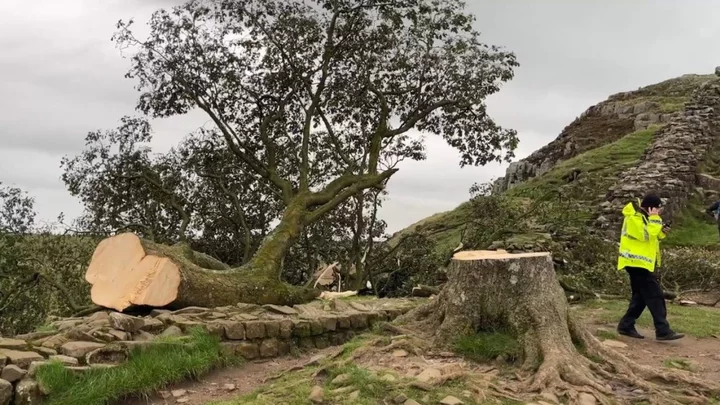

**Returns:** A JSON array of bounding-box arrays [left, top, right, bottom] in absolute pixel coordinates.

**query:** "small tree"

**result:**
[[110, 0, 519, 280]]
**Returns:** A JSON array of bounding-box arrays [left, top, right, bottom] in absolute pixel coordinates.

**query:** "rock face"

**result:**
[[493, 75, 713, 194], [599, 79, 720, 229], [716, 66, 720, 77]]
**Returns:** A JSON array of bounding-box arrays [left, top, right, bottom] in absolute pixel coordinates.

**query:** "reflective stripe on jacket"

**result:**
[[617, 200, 665, 272]]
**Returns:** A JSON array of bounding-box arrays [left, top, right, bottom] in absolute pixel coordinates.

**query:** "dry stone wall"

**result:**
[[597, 78, 720, 230], [0, 298, 417, 405], [493, 95, 678, 194]]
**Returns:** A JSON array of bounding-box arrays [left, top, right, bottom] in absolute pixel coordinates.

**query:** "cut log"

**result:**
[[85, 233, 318, 312], [398, 250, 719, 403]]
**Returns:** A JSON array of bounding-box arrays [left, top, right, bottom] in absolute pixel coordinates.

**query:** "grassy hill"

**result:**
[[391, 74, 720, 253]]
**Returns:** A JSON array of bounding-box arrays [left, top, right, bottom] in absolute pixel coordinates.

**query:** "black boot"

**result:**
[[656, 331, 684, 341], [617, 328, 644, 339]]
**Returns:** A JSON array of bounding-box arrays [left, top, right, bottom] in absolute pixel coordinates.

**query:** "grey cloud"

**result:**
[[2, 0, 720, 232]]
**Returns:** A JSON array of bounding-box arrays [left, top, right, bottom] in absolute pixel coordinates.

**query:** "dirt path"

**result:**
[[595, 323, 720, 381], [116, 347, 339, 405]]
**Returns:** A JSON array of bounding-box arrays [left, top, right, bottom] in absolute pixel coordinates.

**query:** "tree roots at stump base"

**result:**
[[393, 251, 720, 405]]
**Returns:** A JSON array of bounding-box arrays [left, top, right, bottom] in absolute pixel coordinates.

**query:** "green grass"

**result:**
[[575, 299, 720, 338], [663, 358, 695, 371], [507, 127, 657, 200], [664, 203, 719, 247], [453, 331, 522, 363], [36, 329, 232, 405], [596, 329, 618, 340]]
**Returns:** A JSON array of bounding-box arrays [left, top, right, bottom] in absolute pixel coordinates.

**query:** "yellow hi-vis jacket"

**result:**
[[617, 200, 666, 272]]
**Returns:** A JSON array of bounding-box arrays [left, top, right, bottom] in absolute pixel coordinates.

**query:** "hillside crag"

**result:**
[[598, 79, 720, 229]]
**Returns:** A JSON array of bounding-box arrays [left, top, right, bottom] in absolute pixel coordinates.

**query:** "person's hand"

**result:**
[[648, 207, 661, 216], [662, 226, 671, 234]]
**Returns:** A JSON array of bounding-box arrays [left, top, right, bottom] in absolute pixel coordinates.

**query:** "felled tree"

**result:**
[[86, 0, 519, 308], [114, 0, 519, 275]]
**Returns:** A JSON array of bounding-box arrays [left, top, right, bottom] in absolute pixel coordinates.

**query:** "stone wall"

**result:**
[[490, 76, 717, 194], [597, 79, 720, 230], [0, 298, 417, 405]]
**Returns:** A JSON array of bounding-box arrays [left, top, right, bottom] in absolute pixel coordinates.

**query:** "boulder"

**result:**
[[0, 338, 27, 350], [14, 378, 41, 405], [86, 345, 129, 365], [60, 342, 106, 359], [309, 385, 324, 403], [440, 396, 464, 405], [49, 355, 79, 366], [0, 378, 11, 405], [159, 325, 184, 338], [715, 66, 720, 77], [0, 349, 44, 369], [109, 312, 145, 333], [0, 364, 26, 383]]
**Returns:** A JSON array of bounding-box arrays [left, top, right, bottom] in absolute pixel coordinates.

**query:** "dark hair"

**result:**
[[641, 193, 662, 209]]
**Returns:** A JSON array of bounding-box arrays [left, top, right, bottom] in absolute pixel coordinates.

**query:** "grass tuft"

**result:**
[[36, 328, 232, 405], [663, 358, 694, 371], [453, 331, 521, 363]]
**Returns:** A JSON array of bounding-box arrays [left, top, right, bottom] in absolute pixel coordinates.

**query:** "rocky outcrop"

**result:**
[[0, 298, 417, 404], [598, 79, 720, 228], [493, 75, 716, 194]]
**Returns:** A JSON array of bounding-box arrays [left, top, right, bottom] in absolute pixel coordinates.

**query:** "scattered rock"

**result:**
[[60, 342, 106, 360], [263, 304, 298, 315], [404, 400, 421, 405], [177, 398, 190, 404], [172, 389, 188, 397], [540, 392, 559, 403], [393, 393, 409, 403], [601, 339, 628, 349], [416, 367, 442, 382], [159, 325, 184, 338], [349, 390, 360, 400], [349, 302, 370, 312], [0, 338, 27, 350], [109, 312, 145, 333], [392, 349, 408, 357], [49, 355, 79, 366], [0, 349, 44, 369], [579, 392, 597, 405], [381, 374, 397, 382], [440, 396, 464, 405], [678, 300, 697, 306], [0, 379, 12, 405], [1, 364, 26, 382], [331, 373, 350, 385], [223, 383, 236, 391], [309, 385, 324, 403]]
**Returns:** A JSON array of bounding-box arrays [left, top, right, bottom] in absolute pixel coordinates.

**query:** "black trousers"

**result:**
[[618, 266, 671, 336]]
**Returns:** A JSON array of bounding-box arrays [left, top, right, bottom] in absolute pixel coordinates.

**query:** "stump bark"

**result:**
[[399, 250, 719, 404], [85, 233, 319, 311]]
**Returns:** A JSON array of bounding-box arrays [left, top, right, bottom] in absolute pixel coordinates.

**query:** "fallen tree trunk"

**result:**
[[85, 233, 319, 311], [411, 284, 441, 297], [398, 250, 719, 404]]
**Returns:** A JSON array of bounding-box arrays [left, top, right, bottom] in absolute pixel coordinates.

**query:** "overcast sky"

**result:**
[[1, 0, 719, 232]]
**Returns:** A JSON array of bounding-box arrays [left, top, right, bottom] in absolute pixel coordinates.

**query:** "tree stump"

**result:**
[[85, 233, 318, 311], [399, 250, 719, 404]]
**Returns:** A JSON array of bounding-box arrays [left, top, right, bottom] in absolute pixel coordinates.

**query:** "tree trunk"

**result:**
[[85, 232, 319, 312], [399, 250, 719, 404]]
